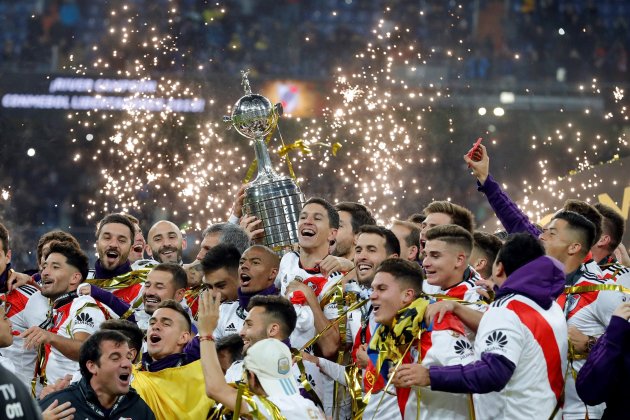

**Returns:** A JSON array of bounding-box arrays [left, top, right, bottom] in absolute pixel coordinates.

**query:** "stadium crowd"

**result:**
[[1, 0, 628, 83], [1, 142, 629, 419]]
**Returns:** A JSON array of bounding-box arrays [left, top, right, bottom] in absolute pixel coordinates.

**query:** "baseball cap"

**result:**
[[243, 338, 298, 396]]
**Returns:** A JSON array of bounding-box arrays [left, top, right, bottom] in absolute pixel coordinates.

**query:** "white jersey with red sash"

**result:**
[[473, 293, 567, 419], [402, 314, 475, 420], [276, 251, 343, 349], [44, 294, 108, 385], [0, 285, 48, 387], [276, 251, 347, 417], [361, 311, 474, 420], [557, 267, 625, 419], [440, 267, 484, 301]]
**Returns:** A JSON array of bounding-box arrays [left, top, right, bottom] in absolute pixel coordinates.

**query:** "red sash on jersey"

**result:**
[[302, 276, 328, 297], [557, 279, 601, 320], [35, 296, 111, 390], [506, 300, 564, 402]]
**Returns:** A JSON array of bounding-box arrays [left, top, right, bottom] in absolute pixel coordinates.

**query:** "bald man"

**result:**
[[147, 220, 186, 265], [213, 245, 280, 341]]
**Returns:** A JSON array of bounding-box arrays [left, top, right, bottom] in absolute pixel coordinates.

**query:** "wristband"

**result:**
[[199, 335, 215, 342]]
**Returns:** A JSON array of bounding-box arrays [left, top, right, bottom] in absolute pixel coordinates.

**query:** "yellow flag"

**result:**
[[132, 360, 215, 420]]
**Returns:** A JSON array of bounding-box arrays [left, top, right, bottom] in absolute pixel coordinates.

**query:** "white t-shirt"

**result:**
[[1, 286, 48, 387], [45, 295, 107, 385], [252, 394, 326, 420], [472, 294, 568, 420], [558, 269, 625, 420]]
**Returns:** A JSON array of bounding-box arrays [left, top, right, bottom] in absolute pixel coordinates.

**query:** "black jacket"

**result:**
[[0, 364, 42, 420], [39, 377, 155, 420]]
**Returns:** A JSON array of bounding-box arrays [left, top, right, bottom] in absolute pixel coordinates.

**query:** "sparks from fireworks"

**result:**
[[63, 1, 629, 234]]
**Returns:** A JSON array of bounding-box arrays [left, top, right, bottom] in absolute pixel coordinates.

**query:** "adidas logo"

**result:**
[[75, 312, 94, 328], [226, 323, 236, 332]]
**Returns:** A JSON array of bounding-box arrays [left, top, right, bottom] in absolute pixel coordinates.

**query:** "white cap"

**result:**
[[243, 338, 298, 396]]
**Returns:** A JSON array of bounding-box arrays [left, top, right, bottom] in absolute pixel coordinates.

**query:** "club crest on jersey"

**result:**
[[54, 313, 64, 329], [485, 330, 508, 352], [565, 294, 581, 314]]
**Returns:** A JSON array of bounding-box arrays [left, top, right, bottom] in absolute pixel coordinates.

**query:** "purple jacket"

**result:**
[[478, 174, 542, 237], [429, 256, 565, 393], [576, 315, 630, 419]]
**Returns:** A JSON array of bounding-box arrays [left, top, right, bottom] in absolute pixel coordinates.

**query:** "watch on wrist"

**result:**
[[586, 336, 597, 352]]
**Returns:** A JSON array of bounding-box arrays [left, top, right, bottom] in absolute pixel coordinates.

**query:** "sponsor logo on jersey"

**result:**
[[485, 330, 508, 351], [454, 339, 473, 356], [75, 312, 94, 328], [306, 372, 316, 388]]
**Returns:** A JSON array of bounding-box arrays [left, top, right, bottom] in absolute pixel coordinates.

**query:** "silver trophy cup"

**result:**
[[224, 71, 305, 252]]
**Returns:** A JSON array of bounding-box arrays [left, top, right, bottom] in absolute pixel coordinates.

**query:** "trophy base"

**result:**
[[243, 177, 305, 253]]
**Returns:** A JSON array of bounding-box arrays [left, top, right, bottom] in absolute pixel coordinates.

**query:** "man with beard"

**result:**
[[146, 220, 186, 264], [212, 245, 279, 341], [87, 214, 155, 311], [91, 214, 135, 279], [136, 263, 189, 331], [21, 242, 108, 387], [39, 330, 155, 419], [332, 202, 376, 261]]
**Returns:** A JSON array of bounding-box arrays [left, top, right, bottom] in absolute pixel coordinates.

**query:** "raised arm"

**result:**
[[464, 144, 541, 237], [197, 290, 251, 415]]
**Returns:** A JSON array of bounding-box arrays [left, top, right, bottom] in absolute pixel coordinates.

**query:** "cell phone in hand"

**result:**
[[467, 138, 483, 162]]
